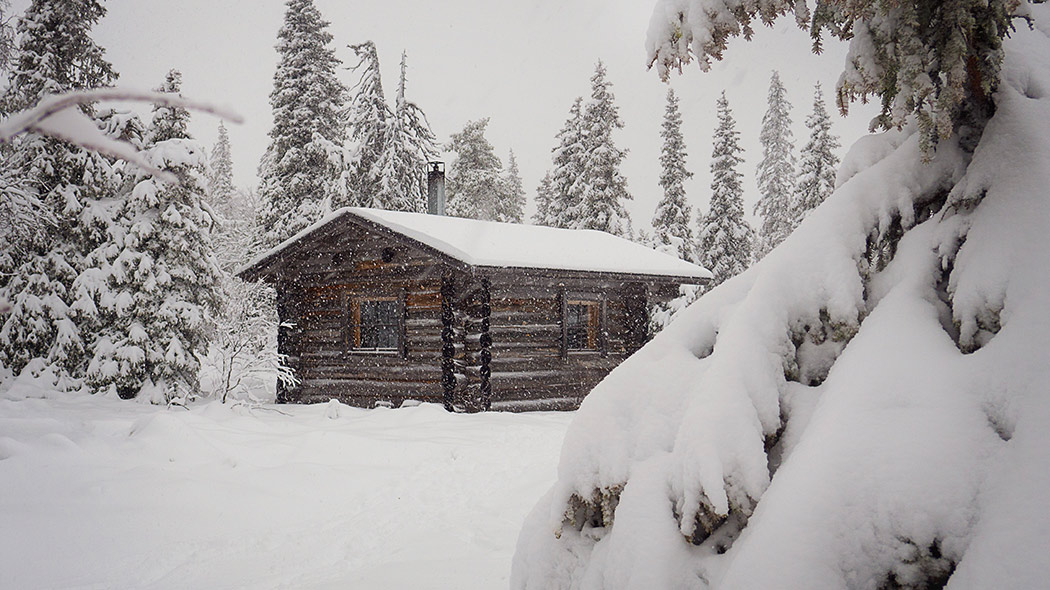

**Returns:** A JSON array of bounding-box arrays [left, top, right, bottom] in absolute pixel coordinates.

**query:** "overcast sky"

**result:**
[[15, 0, 879, 231]]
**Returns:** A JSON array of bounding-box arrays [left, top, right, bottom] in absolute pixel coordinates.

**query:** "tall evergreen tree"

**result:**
[[347, 40, 390, 208], [541, 96, 586, 228], [0, 0, 118, 383], [208, 121, 236, 211], [697, 92, 752, 287], [499, 149, 526, 223], [445, 118, 504, 221], [652, 87, 695, 261], [577, 61, 632, 236], [257, 0, 346, 246], [78, 70, 222, 402], [793, 83, 840, 225], [369, 50, 437, 212], [533, 170, 555, 225], [754, 71, 796, 259]]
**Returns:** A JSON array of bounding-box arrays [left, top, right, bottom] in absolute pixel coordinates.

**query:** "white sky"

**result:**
[[14, 0, 879, 231]]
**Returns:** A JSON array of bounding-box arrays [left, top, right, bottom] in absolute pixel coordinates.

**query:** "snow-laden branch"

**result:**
[[0, 88, 243, 182]]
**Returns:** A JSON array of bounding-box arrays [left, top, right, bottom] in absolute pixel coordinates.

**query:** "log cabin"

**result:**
[[238, 207, 710, 411]]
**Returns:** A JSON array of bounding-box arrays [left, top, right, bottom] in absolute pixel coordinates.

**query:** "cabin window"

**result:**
[[566, 300, 602, 351], [349, 297, 401, 352]]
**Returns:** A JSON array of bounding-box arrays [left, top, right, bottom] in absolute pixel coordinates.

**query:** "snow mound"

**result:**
[[513, 7, 1050, 588]]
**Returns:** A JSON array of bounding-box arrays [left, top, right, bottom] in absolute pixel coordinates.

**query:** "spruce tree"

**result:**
[[369, 50, 437, 212], [577, 61, 632, 236], [652, 87, 695, 261], [543, 97, 586, 228], [208, 121, 236, 211], [697, 92, 752, 287], [754, 71, 796, 260], [347, 40, 391, 208], [79, 70, 222, 402], [500, 149, 526, 223], [445, 118, 504, 221], [533, 171, 555, 226], [793, 83, 840, 225], [257, 0, 346, 246], [0, 0, 118, 383]]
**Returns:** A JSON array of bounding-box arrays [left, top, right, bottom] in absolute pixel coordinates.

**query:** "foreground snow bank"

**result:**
[[513, 7, 1050, 589], [0, 390, 571, 589]]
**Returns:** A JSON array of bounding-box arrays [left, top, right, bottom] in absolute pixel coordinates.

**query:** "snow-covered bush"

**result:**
[[514, 4, 1050, 588], [199, 277, 295, 404]]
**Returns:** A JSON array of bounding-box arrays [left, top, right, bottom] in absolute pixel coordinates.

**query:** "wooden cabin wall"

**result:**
[[484, 276, 648, 411], [278, 229, 449, 407]]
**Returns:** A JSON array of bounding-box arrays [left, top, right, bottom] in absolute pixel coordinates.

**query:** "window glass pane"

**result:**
[[374, 324, 398, 349], [355, 299, 399, 350], [567, 302, 598, 350]]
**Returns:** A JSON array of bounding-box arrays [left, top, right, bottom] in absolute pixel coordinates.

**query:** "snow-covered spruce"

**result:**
[[654, 91, 749, 331], [754, 71, 797, 260], [652, 87, 695, 262], [207, 121, 235, 210], [501, 149, 526, 223], [376, 50, 438, 212], [347, 44, 437, 212], [514, 5, 1050, 588], [576, 61, 632, 237], [347, 40, 391, 208], [445, 118, 507, 222], [697, 92, 752, 289], [0, 0, 117, 386], [257, 0, 346, 246], [792, 83, 840, 225], [537, 96, 586, 228], [76, 71, 222, 403]]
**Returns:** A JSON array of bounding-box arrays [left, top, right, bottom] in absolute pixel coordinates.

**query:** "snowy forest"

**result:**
[[2, 0, 1049, 588]]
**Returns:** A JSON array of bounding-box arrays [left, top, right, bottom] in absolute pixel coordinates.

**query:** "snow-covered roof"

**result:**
[[241, 207, 711, 282]]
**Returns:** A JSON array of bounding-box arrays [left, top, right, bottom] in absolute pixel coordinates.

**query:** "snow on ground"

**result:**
[[0, 385, 572, 589]]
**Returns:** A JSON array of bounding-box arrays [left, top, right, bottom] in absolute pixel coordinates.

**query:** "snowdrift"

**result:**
[[512, 7, 1050, 589]]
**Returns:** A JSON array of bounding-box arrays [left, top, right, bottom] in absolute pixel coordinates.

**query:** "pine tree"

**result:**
[[208, 121, 236, 211], [500, 149, 526, 223], [652, 87, 694, 261], [793, 83, 840, 225], [577, 61, 632, 236], [257, 0, 347, 246], [697, 92, 752, 287], [533, 171, 555, 225], [347, 40, 391, 208], [369, 50, 437, 212], [0, 0, 118, 383], [445, 118, 504, 221], [78, 70, 222, 402], [754, 71, 797, 260], [542, 97, 586, 228]]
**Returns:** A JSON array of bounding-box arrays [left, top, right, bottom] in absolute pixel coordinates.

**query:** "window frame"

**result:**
[[560, 291, 607, 356], [347, 294, 404, 355]]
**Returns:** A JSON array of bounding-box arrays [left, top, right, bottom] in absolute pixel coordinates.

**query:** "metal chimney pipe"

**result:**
[[427, 161, 445, 216]]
